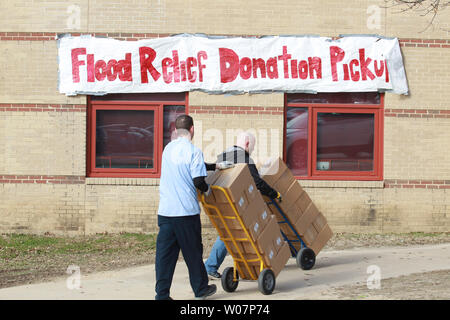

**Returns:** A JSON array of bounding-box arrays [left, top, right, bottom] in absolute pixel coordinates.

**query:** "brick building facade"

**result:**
[[0, 0, 449, 235]]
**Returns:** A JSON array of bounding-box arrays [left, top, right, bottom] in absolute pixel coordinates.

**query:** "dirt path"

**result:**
[[319, 269, 449, 300], [0, 242, 448, 300], [1, 232, 449, 294]]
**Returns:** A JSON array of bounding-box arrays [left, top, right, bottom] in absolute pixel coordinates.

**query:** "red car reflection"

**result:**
[[286, 110, 374, 173]]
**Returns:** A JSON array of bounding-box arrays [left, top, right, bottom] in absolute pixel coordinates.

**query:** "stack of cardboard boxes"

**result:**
[[201, 158, 333, 279], [259, 158, 333, 255], [203, 164, 291, 279]]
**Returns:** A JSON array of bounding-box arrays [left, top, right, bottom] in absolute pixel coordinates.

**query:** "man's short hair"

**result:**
[[175, 114, 194, 130]]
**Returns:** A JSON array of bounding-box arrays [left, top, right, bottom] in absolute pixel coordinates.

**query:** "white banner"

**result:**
[[57, 34, 409, 96]]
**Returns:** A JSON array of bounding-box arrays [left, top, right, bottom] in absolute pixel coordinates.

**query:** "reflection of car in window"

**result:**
[[286, 110, 375, 174], [96, 123, 154, 157], [317, 114, 374, 160], [286, 110, 308, 175]]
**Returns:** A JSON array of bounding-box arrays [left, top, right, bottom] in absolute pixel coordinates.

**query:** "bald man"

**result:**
[[204, 131, 281, 279]]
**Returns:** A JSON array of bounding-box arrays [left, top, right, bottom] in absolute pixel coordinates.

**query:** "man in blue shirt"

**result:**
[[155, 114, 217, 300]]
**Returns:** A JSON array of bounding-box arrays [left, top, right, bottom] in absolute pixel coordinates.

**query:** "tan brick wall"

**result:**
[[385, 47, 450, 109], [305, 184, 450, 233], [0, 41, 84, 104], [191, 112, 283, 164], [384, 116, 450, 180], [189, 92, 284, 108], [0, 111, 86, 176], [1, 0, 449, 39], [0, 0, 449, 235], [0, 182, 161, 235]]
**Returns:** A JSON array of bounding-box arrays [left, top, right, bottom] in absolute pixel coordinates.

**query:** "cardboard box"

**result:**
[[258, 157, 289, 186], [256, 215, 280, 256], [236, 241, 290, 280], [296, 190, 312, 213], [309, 224, 333, 255], [294, 202, 320, 236], [207, 164, 254, 204], [270, 242, 291, 278], [258, 157, 333, 258], [245, 180, 258, 202], [312, 212, 328, 233], [303, 224, 319, 246], [262, 195, 282, 218], [242, 192, 270, 227], [273, 171, 296, 195]]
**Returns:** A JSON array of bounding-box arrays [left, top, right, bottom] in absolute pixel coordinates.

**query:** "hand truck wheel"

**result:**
[[221, 267, 239, 292], [296, 247, 316, 270], [258, 268, 276, 295]]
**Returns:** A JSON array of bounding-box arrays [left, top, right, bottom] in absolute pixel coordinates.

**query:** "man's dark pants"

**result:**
[[155, 214, 209, 300]]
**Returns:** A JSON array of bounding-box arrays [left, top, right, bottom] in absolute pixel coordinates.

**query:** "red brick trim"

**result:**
[[0, 103, 86, 112], [399, 38, 450, 49], [385, 108, 450, 118], [190, 105, 284, 115], [0, 175, 85, 184], [384, 179, 450, 189], [0, 32, 450, 48]]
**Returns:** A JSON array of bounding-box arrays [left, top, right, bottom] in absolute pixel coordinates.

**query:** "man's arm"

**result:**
[[204, 162, 216, 171], [248, 163, 278, 199], [193, 176, 209, 193]]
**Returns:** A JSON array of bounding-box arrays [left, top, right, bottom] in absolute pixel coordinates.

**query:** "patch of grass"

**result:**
[[0, 233, 157, 260], [408, 232, 444, 238]]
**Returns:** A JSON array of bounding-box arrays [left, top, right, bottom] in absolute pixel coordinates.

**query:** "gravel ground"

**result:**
[[1, 231, 449, 296], [319, 269, 450, 300]]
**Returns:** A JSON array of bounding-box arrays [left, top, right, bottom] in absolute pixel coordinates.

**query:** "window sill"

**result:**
[[298, 180, 384, 189], [86, 177, 160, 186]]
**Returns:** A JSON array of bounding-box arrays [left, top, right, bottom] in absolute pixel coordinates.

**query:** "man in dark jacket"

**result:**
[[204, 132, 281, 279]]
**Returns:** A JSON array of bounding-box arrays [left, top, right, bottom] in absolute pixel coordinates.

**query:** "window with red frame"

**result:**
[[284, 92, 383, 181], [87, 93, 188, 178]]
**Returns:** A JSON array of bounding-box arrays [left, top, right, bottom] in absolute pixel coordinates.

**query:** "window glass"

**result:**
[[163, 105, 186, 149], [286, 107, 308, 176], [95, 110, 155, 169], [316, 113, 374, 171]]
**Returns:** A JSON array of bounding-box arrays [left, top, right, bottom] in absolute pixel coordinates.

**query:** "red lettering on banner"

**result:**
[[343, 64, 350, 81], [139, 47, 161, 83], [71, 51, 133, 83], [162, 58, 173, 83], [95, 60, 107, 81], [290, 60, 298, 79], [374, 60, 384, 77], [117, 53, 132, 81], [385, 59, 389, 83], [298, 60, 308, 80], [278, 46, 292, 79], [252, 58, 267, 78], [180, 61, 187, 82], [359, 48, 375, 80], [308, 57, 322, 79], [87, 54, 95, 82], [106, 59, 118, 81], [330, 46, 345, 82], [267, 57, 279, 79], [172, 50, 180, 83], [197, 51, 208, 82], [219, 48, 239, 83], [186, 57, 197, 82], [239, 57, 252, 80], [71, 48, 86, 83], [349, 59, 360, 81]]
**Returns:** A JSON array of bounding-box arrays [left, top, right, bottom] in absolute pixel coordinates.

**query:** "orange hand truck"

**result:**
[[199, 186, 277, 295]]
